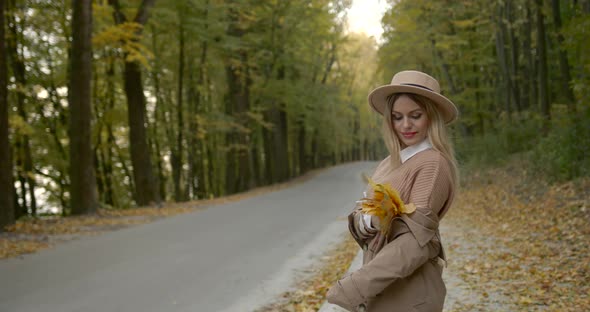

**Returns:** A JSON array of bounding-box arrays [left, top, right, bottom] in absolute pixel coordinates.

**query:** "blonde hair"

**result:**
[[381, 93, 459, 187]]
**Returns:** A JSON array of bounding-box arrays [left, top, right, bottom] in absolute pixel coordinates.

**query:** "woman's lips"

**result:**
[[402, 132, 417, 138]]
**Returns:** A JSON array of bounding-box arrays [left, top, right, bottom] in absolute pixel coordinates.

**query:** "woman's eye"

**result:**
[[392, 115, 402, 121], [411, 114, 422, 119]]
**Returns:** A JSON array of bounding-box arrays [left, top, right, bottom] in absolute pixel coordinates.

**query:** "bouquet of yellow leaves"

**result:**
[[358, 175, 416, 235]]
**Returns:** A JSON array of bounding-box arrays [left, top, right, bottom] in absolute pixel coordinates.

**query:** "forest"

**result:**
[[1, 0, 589, 229]]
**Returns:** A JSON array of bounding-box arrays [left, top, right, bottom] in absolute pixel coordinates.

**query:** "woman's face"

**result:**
[[391, 95, 429, 147]]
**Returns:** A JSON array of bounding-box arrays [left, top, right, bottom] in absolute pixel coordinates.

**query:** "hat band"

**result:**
[[400, 83, 434, 92]]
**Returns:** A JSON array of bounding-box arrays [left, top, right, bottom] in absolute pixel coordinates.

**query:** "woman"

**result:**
[[326, 70, 459, 312]]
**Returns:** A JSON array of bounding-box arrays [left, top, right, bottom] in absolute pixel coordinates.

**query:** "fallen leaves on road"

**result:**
[[0, 206, 199, 259], [3, 159, 588, 311], [255, 235, 359, 312], [0, 239, 50, 259]]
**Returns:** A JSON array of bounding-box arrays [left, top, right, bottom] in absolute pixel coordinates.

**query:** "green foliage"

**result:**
[[529, 106, 590, 181], [562, 13, 590, 104], [6, 0, 589, 220], [4, 0, 387, 214], [454, 112, 543, 168], [379, 0, 590, 183]]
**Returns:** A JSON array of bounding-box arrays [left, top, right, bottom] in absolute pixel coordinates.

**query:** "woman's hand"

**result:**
[[370, 214, 381, 230]]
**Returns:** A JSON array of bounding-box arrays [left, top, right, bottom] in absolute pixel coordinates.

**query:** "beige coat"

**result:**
[[326, 150, 454, 312]]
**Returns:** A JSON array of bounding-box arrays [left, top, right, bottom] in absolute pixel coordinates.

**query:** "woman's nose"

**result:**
[[402, 117, 412, 129]]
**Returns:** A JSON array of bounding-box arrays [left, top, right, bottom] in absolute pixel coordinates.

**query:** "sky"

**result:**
[[346, 0, 389, 42]]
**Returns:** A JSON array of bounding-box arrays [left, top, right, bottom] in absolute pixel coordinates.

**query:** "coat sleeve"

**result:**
[[327, 221, 440, 309], [327, 156, 451, 308]]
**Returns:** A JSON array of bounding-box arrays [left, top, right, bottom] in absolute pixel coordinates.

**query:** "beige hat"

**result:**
[[368, 70, 458, 124]]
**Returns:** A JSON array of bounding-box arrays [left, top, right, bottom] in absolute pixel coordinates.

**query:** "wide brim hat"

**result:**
[[368, 70, 458, 124]]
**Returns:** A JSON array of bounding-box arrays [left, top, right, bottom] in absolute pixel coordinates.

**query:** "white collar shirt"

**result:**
[[400, 139, 433, 163]]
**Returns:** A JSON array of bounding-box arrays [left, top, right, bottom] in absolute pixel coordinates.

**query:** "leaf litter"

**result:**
[[2, 160, 587, 311], [442, 157, 589, 311], [254, 157, 589, 311], [255, 235, 359, 312]]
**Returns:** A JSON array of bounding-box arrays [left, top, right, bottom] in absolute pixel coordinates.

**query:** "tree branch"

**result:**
[[107, 0, 127, 24], [134, 0, 157, 26]]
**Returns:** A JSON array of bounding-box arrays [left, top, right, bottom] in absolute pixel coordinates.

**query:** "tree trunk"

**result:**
[[263, 106, 289, 184], [104, 58, 117, 207], [523, 1, 536, 110], [552, 0, 575, 110], [263, 65, 289, 184], [44, 75, 69, 212], [6, 0, 36, 216], [0, 0, 15, 230], [93, 93, 105, 207], [149, 25, 167, 202], [507, 1, 521, 112], [496, 3, 513, 116], [109, 0, 160, 206], [184, 1, 211, 198], [321, 43, 336, 85], [536, 0, 551, 131], [431, 38, 459, 95], [224, 7, 252, 194], [578, 0, 590, 13], [69, 0, 98, 215], [93, 57, 116, 208], [186, 58, 196, 199], [193, 39, 209, 198], [124, 60, 161, 206], [224, 55, 253, 193], [311, 129, 320, 169], [171, 20, 185, 202], [297, 119, 307, 174]]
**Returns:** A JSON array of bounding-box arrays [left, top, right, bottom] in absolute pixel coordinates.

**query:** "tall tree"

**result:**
[[69, 0, 98, 215], [0, 0, 15, 229], [495, 2, 513, 116], [6, 0, 36, 217], [551, 0, 575, 110], [108, 0, 161, 206], [536, 0, 551, 131], [186, 0, 211, 199], [224, 4, 253, 194], [171, 8, 185, 202], [521, 0, 535, 110]]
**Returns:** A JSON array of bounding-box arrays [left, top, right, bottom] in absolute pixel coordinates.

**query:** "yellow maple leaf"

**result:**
[[359, 177, 416, 234]]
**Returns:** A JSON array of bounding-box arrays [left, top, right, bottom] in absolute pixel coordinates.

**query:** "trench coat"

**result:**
[[326, 151, 452, 312]]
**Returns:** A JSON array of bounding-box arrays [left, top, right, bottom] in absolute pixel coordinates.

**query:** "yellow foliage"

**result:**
[[194, 115, 208, 140], [93, 22, 154, 68], [451, 18, 477, 28], [9, 115, 34, 136], [359, 176, 416, 234], [245, 111, 274, 130]]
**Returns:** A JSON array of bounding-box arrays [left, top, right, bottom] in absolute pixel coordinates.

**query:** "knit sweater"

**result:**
[[352, 148, 454, 253]]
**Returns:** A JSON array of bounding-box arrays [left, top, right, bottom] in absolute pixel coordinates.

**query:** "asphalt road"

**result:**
[[0, 161, 375, 312]]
